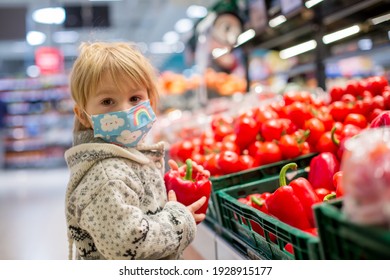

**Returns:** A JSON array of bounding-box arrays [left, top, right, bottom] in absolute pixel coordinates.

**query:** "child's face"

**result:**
[[75, 72, 149, 129]]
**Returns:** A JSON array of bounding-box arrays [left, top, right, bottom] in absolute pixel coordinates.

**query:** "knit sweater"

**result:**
[[64, 130, 196, 260]]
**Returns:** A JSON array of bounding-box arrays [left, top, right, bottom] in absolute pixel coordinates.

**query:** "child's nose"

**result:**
[[117, 103, 133, 112]]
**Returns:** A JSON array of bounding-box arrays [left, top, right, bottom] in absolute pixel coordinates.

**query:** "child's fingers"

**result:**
[[168, 190, 177, 202], [168, 159, 179, 171], [193, 213, 206, 223], [188, 196, 206, 213]]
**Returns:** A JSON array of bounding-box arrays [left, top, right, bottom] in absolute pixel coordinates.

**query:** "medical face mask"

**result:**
[[85, 100, 156, 147]]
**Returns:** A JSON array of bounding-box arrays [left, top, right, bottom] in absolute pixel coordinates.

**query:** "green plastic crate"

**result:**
[[216, 169, 321, 260], [207, 153, 316, 225], [314, 198, 390, 259]]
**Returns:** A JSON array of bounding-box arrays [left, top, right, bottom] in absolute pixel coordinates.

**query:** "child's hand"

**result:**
[[168, 159, 210, 178], [168, 189, 207, 224]]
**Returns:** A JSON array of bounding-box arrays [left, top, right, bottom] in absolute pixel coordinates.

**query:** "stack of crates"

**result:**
[[314, 199, 390, 259], [214, 168, 321, 260]]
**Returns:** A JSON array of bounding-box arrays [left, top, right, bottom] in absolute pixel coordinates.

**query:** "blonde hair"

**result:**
[[69, 41, 159, 131]]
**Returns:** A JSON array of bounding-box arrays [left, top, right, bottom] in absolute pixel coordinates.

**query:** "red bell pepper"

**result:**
[[248, 192, 271, 213], [284, 227, 318, 255], [289, 174, 320, 227], [369, 111, 390, 127], [333, 170, 344, 197], [164, 159, 211, 223], [266, 163, 312, 230], [308, 152, 340, 191], [314, 188, 335, 201]]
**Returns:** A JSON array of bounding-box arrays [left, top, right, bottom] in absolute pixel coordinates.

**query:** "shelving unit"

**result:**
[[238, 0, 390, 89], [0, 75, 74, 169]]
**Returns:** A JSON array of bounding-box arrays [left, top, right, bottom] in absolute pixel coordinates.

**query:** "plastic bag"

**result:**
[[342, 127, 390, 227]]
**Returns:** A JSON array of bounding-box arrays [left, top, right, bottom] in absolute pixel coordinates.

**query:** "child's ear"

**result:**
[[74, 105, 92, 128]]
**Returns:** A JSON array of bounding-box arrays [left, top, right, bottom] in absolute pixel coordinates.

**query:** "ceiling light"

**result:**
[[53, 31, 79, 44], [26, 31, 46, 46], [322, 25, 360, 44], [32, 7, 65, 24], [279, 40, 317, 59], [187, 5, 208, 18], [269, 15, 286, 28], [370, 13, 390, 25], [305, 0, 323, 9], [163, 31, 179, 44], [358, 38, 373, 51], [235, 29, 255, 47], [174, 18, 193, 33]]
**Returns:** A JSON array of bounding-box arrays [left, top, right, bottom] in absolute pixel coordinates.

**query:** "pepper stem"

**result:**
[[251, 196, 264, 207], [331, 126, 340, 146], [184, 159, 193, 181], [279, 162, 298, 187], [324, 193, 336, 201]]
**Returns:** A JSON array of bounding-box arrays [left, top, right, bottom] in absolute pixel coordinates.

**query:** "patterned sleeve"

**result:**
[[79, 179, 196, 260]]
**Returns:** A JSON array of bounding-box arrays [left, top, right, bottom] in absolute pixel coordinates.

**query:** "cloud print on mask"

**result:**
[[100, 115, 125, 132], [116, 130, 142, 144]]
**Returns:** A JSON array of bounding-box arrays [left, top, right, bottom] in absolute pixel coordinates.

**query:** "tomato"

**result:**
[[256, 141, 282, 165], [279, 134, 301, 159], [247, 140, 262, 160], [345, 80, 364, 97], [198, 136, 215, 154], [234, 115, 259, 150], [368, 108, 384, 123], [283, 90, 313, 105], [283, 102, 314, 128], [329, 86, 345, 102], [372, 95, 385, 111], [213, 123, 234, 142], [340, 124, 362, 139], [315, 131, 338, 154], [382, 90, 390, 110], [217, 150, 241, 175], [304, 118, 326, 145], [299, 141, 312, 155], [175, 140, 195, 163], [236, 154, 255, 172], [169, 142, 180, 161], [210, 114, 234, 131], [203, 153, 221, 176], [314, 188, 333, 202], [366, 76, 388, 96], [344, 113, 367, 128], [329, 101, 351, 122], [252, 106, 279, 124], [219, 140, 241, 155], [316, 109, 335, 131], [261, 119, 284, 141], [333, 171, 344, 197], [341, 93, 356, 103], [191, 152, 206, 166]]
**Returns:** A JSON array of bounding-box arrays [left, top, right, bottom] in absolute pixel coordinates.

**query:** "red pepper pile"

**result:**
[[164, 159, 211, 223], [168, 75, 389, 177]]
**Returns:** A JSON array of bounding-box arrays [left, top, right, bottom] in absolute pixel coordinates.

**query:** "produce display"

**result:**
[[169, 75, 389, 178], [165, 74, 390, 259]]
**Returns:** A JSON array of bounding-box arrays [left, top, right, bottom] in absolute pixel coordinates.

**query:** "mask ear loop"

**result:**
[[83, 110, 94, 129]]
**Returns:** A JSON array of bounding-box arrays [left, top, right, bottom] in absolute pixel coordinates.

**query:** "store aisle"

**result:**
[[0, 168, 203, 260], [0, 169, 69, 260]]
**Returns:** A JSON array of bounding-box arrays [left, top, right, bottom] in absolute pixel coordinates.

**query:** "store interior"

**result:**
[[0, 0, 390, 260]]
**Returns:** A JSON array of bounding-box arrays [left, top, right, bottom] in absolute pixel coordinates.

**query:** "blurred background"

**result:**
[[0, 0, 389, 259]]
